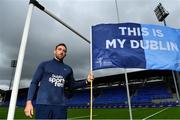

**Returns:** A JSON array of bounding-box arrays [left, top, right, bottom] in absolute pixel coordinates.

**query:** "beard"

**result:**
[[55, 54, 64, 61]]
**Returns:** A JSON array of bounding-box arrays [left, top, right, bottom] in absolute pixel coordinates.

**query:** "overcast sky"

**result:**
[[0, 0, 180, 90]]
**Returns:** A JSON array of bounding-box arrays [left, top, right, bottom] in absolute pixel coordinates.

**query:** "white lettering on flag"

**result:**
[[105, 39, 179, 52]]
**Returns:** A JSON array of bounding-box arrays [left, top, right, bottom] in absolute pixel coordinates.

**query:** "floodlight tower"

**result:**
[[154, 3, 169, 26], [9, 60, 17, 90], [154, 3, 180, 102]]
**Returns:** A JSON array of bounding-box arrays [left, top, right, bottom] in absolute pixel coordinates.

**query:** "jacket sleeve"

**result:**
[[65, 68, 87, 89], [27, 62, 45, 101]]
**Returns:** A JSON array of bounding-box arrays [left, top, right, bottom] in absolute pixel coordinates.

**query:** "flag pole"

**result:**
[[90, 27, 93, 120], [161, 8, 180, 102], [90, 79, 93, 120], [163, 17, 179, 103], [7, 2, 34, 120], [115, 1, 133, 119], [124, 69, 133, 120], [31, 0, 90, 44], [172, 71, 180, 101]]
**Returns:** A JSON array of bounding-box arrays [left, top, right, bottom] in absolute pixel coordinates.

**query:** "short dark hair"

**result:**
[[55, 43, 67, 51]]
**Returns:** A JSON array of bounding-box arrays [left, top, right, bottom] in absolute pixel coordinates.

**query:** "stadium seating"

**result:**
[[132, 83, 172, 103], [66, 90, 90, 106], [93, 87, 127, 104], [66, 82, 175, 108], [1, 82, 175, 109]]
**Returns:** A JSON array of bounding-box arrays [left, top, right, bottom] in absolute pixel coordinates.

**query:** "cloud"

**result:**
[[0, 0, 180, 89], [0, 79, 31, 90]]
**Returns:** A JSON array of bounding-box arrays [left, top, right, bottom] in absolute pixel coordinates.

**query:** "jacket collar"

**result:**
[[53, 57, 63, 63]]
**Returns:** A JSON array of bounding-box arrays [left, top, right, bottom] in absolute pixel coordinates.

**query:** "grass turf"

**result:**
[[0, 107, 180, 119]]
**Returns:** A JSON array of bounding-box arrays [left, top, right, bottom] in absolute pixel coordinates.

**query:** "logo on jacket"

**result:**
[[49, 74, 65, 87]]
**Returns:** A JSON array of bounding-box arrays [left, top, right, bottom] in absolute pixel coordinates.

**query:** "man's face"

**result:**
[[54, 45, 67, 60]]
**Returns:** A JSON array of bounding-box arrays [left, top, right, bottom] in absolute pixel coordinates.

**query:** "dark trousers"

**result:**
[[35, 104, 67, 119]]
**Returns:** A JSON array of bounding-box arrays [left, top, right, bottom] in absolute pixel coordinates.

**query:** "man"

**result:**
[[24, 43, 94, 119]]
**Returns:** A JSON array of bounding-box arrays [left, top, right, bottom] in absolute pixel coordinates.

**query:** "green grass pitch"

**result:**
[[0, 107, 180, 119]]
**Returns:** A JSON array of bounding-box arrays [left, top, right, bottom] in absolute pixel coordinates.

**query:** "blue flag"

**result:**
[[92, 23, 180, 71]]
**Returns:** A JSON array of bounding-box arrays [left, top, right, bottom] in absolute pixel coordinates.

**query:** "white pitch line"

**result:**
[[68, 115, 97, 119], [142, 107, 169, 120]]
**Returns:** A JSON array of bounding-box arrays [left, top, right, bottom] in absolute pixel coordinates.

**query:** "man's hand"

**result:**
[[24, 100, 34, 118], [87, 72, 94, 83]]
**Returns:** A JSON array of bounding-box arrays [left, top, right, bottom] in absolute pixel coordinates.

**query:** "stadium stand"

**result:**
[[0, 89, 5, 103], [1, 70, 179, 109], [93, 86, 127, 104], [66, 89, 90, 106], [132, 82, 172, 103]]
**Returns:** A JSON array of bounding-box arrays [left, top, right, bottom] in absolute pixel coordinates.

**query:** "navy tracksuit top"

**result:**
[[27, 58, 86, 105]]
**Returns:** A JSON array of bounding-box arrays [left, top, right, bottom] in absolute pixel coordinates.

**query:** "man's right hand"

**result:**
[[24, 100, 34, 118]]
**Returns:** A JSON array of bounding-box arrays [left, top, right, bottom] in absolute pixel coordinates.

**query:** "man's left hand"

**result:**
[[87, 72, 94, 83]]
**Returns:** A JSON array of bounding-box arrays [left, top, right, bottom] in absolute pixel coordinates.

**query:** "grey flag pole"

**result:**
[[115, 1, 133, 119], [7, 3, 34, 120], [124, 69, 133, 120], [163, 21, 180, 102], [31, 0, 89, 43], [43, 9, 90, 43], [172, 71, 180, 101], [162, 17, 179, 103], [154, 2, 180, 102], [162, 18, 180, 102]]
